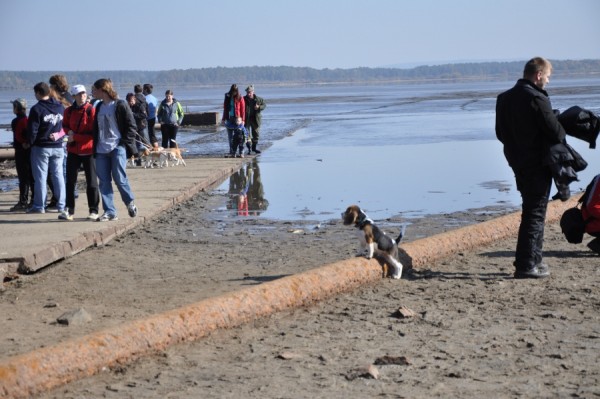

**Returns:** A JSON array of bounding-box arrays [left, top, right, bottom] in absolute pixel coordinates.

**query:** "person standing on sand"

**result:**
[[92, 78, 138, 222], [244, 84, 266, 154], [495, 57, 566, 279]]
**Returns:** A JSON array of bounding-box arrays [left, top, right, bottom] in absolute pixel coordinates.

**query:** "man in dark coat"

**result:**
[[244, 85, 267, 154], [496, 57, 566, 279]]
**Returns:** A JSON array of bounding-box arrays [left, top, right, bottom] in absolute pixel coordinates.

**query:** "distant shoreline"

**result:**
[[1, 59, 599, 90]]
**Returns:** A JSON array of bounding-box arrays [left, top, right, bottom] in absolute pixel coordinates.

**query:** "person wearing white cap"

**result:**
[[61, 84, 100, 221]]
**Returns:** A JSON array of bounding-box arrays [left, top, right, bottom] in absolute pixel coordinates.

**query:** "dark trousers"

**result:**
[[65, 152, 99, 215], [161, 124, 178, 148], [514, 166, 553, 270], [148, 118, 157, 146], [14, 145, 34, 205], [231, 132, 245, 154], [245, 120, 260, 145]]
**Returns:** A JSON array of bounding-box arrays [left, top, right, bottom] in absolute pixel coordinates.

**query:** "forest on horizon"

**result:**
[[1, 59, 599, 90]]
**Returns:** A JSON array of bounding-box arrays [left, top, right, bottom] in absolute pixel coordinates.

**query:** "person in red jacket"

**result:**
[[9, 98, 33, 211], [62, 84, 99, 221], [221, 84, 245, 156], [582, 174, 600, 254]]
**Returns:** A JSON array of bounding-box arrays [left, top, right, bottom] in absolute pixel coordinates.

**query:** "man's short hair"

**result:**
[[143, 83, 153, 94], [523, 57, 552, 79], [34, 82, 50, 96]]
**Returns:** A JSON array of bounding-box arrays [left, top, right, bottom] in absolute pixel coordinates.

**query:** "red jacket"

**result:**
[[583, 175, 600, 235], [63, 102, 96, 156], [11, 113, 28, 147], [222, 94, 245, 123]]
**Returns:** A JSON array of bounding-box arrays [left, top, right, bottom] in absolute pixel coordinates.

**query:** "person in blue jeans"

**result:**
[[91, 78, 138, 222], [26, 82, 67, 217]]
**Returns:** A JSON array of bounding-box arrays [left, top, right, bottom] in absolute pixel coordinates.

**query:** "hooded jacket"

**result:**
[[92, 100, 138, 158], [496, 79, 566, 171], [63, 102, 96, 156], [27, 97, 65, 148], [157, 99, 184, 126]]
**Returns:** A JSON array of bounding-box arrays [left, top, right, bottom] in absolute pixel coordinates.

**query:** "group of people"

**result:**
[[221, 84, 266, 157], [9, 61, 596, 278], [8, 75, 181, 221]]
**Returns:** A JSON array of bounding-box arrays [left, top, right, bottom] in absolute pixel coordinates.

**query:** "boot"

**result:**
[[251, 143, 261, 154], [246, 142, 252, 155]]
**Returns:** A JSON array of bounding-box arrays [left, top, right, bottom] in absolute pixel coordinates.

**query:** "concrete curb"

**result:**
[[14, 166, 237, 274], [0, 195, 580, 398]]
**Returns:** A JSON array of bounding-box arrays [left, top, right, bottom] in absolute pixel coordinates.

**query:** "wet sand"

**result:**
[[1, 186, 598, 398]]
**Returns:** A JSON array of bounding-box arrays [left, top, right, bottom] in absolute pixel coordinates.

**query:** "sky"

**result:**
[[1, 0, 599, 71]]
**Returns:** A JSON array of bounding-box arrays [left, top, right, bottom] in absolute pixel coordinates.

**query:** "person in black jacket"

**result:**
[[496, 57, 567, 279], [92, 78, 139, 222]]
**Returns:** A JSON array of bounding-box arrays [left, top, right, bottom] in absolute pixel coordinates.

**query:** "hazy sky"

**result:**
[[1, 0, 599, 71]]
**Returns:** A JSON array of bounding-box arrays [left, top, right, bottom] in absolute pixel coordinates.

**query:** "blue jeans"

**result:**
[[31, 146, 65, 211], [95, 145, 135, 216], [137, 127, 149, 151]]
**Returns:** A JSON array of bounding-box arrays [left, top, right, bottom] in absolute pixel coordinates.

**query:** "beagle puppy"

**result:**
[[342, 205, 404, 279]]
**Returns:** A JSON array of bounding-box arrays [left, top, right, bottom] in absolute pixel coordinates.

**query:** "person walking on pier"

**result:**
[[92, 78, 138, 222]]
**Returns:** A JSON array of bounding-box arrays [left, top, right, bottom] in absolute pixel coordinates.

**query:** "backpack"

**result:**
[[560, 207, 586, 244], [560, 174, 600, 243]]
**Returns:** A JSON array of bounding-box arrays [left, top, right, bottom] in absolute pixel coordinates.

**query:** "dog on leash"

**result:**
[[164, 147, 186, 166], [342, 205, 405, 279]]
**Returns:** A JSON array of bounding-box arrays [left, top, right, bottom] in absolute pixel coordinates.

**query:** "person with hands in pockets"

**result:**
[[62, 84, 100, 221]]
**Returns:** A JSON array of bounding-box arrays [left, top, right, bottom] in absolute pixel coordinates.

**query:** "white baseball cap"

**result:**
[[70, 84, 86, 96]]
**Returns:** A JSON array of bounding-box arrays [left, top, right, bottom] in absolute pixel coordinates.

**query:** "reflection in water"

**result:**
[[227, 159, 269, 216]]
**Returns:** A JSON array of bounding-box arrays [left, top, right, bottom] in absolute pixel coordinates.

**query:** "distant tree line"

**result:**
[[1, 59, 599, 90]]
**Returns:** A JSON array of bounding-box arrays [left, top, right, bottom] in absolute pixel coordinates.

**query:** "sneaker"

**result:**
[[127, 201, 138, 218], [10, 202, 28, 211], [87, 212, 99, 221], [45, 203, 58, 212], [58, 210, 73, 221], [97, 213, 118, 222], [514, 264, 550, 279], [26, 207, 45, 214], [239, 153, 245, 158]]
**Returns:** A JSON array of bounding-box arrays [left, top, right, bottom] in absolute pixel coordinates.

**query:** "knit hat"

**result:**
[[10, 98, 27, 110], [70, 84, 86, 96], [245, 85, 254, 93]]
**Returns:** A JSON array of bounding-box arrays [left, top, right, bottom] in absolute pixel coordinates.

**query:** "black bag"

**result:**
[[560, 207, 586, 244]]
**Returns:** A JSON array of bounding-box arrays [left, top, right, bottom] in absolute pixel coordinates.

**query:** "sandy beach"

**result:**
[[0, 170, 598, 397]]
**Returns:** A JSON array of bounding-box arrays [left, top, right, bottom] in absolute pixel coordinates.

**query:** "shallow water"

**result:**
[[2, 79, 599, 221]]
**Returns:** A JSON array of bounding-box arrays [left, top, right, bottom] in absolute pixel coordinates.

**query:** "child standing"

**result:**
[[10, 98, 33, 211], [229, 116, 249, 158]]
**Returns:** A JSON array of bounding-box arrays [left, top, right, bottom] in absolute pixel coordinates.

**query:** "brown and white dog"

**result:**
[[342, 205, 405, 279]]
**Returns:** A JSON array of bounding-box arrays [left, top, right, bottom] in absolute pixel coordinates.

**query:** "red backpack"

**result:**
[[582, 174, 600, 236], [560, 174, 600, 243]]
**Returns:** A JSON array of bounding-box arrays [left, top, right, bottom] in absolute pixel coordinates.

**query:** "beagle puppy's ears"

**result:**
[[356, 208, 367, 224]]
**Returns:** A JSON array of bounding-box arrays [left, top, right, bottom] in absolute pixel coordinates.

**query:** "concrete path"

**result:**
[[0, 157, 244, 275]]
